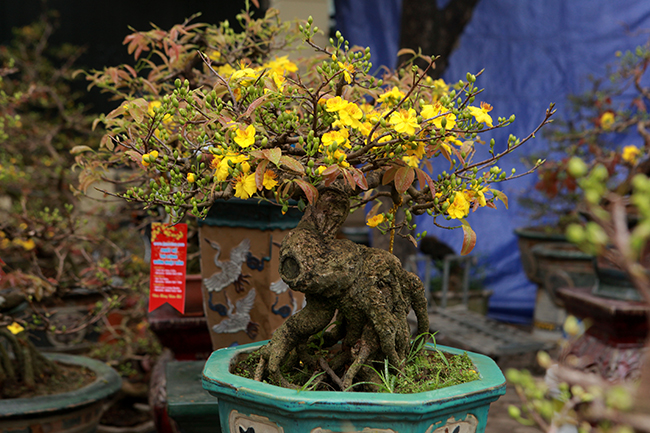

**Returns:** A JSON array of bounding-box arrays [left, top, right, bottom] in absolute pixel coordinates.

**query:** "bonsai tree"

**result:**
[[0, 13, 152, 398], [77, 5, 554, 390], [521, 37, 650, 232]]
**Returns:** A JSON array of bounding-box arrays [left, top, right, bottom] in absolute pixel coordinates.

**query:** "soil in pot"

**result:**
[[0, 360, 96, 399], [231, 342, 480, 393]]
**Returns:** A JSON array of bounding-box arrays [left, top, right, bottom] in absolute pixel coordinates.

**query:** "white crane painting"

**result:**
[[212, 288, 259, 339], [203, 238, 250, 293]]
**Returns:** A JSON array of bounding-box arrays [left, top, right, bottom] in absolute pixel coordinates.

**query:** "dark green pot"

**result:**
[[514, 227, 567, 285], [0, 353, 121, 433]]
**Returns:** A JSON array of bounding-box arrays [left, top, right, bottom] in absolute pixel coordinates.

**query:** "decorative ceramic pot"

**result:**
[[514, 227, 566, 285], [0, 353, 121, 433], [198, 200, 304, 350], [592, 257, 645, 302], [202, 340, 506, 433]]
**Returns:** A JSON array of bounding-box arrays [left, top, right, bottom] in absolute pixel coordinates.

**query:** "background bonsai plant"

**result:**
[[0, 12, 157, 405], [76, 4, 554, 391]]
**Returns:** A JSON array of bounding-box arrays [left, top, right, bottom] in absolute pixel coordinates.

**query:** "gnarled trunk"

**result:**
[[256, 187, 430, 390]]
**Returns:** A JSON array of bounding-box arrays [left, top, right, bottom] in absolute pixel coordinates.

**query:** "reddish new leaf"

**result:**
[[322, 165, 340, 176], [394, 166, 415, 194], [460, 219, 476, 256], [264, 148, 282, 166], [350, 167, 368, 190], [279, 155, 305, 174], [382, 166, 399, 185], [243, 94, 269, 118], [128, 98, 149, 124], [255, 160, 269, 190], [342, 169, 355, 190], [415, 168, 436, 194], [294, 179, 319, 205]]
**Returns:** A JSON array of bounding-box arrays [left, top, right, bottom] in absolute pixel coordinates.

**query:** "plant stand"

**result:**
[[202, 341, 506, 433], [558, 286, 649, 380]]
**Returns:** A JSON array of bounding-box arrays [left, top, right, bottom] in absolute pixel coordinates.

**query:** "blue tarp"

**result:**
[[336, 0, 650, 323]]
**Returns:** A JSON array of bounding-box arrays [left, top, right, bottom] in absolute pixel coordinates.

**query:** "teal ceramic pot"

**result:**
[[202, 341, 505, 433], [0, 353, 121, 433]]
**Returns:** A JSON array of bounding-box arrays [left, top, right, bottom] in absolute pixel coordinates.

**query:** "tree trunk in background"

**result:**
[[399, 0, 481, 77]]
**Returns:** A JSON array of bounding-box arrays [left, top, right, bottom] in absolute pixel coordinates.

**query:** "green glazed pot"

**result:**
[[0, 353, 121, 433], [202, 340, 506, 433]]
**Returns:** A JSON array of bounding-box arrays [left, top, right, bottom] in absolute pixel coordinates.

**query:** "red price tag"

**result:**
[[149, 223, 188, 313]]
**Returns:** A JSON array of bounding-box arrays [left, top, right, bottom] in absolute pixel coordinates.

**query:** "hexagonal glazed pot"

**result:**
[[202, 340, 506, 433], [0, 353, 121, 433]]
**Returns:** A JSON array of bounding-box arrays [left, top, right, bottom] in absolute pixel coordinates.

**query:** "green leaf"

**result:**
[[492, 189, 509, 209], [264, 148, 282, 166], [128, 98, 149, 124], [460, 218, 476, 256], [70, 145, 94, 155]]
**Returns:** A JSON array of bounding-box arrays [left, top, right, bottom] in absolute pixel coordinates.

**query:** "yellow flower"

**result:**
[[7, 322, 24, 335], [622, 145, 641, 164], [141, 150, 159, 167], [389, 109, 419, 135], [268, 71, 286, 91], [231, 64, 258, 86], [316, 165, 327, 175], [233, 173, 257, 199], [208, 50, 221, 61], [600, 112, 615, 130], [467, 102, 493, 127], [328, 149, 350, 168], [366, 214, 385, 228], [217, 63, 236, 78], [338, 61, 355, 84], [262, 170, 278, 190], [324, 96, 350, 113], [13, 238, 36, 251], [337, 102, 363, 129], [234, 125, 256, 148], [421, 103, 456, 129], [187, 173, 196, 183], [214, 152, 250, 181], [265, 56, 298, 75], [402, 155, 420, 168], [147, 101, 171, 123], [447, 192, 470, 219], [322, 129, 350, 149], [377, 86, 405, 105], [407, 141, 426, 159]]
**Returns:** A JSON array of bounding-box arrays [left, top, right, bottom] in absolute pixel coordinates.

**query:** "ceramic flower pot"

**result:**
[[514, 227, 566, 285], [0, 353, 121, 433], [198, 199, 304, 350], [202, 340, 506, 433]]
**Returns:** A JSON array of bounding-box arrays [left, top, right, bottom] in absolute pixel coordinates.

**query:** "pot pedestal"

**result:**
[[202, 341, 506, 433], [558, 287, 649, 380]]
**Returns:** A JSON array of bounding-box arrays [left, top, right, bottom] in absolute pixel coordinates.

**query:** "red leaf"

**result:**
[[382, 166, 399, 185], [322, 165, 340, 176], [460, 219, 476, 256], [279, 155, 305, 174], [294, 179, 319, 204], [394, 167, 415, 193], [350, 167, 368, 190], [255, 160, 268, 190], [264, 148, 282, 166], [342, 169, 355, 189], [415, 168, 436, 195], [243, 94, 269, 118]]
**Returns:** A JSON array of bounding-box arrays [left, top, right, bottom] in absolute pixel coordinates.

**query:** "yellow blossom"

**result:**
[[337, 102, 363, 129], [329, 149, 350, 168], [208, 50, 221, 61], [262, 170, 278, 190], [13, 238, 35, 251], [421, 103, 456, 129], [600, 112, 615, 130], [233, 173, 257, 199], [377, 86, 405, 105], [467, 102, 493, 127], [322, 129, 351, 149], [447, 192, 470, 219], [406, 141, 426, 159], [234, 125, 256, 148], [324, 96, 350, 113], [141, 150, 159, 167], [265, 56, 298, 75], [217, 63, 236, 78], [337, 61, 355, 84], [622, 145, 641, 164], [214, 152, 250, 181], [402, 155, 420, 168], [148, 101, 171, 123], [231, 63, 258, 86], [366, 214, 385, 228], [389, 109, 419, 135], [187, 173, 196, 183], [268, 71, 286, 91], [7, 322, 24, 335], [316, 166, 327, 175]]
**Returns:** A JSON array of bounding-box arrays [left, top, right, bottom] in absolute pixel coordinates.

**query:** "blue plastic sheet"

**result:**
[[336, 0, 650, 323]]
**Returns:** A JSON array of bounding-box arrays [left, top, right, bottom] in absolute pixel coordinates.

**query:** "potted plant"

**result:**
[[76, 3, 555, 431], [0, 13, 146, 430]]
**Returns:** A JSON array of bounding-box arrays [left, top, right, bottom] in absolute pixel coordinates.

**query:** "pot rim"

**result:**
[[0, 353, 121, 417], [202, 340, 505, 415]]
